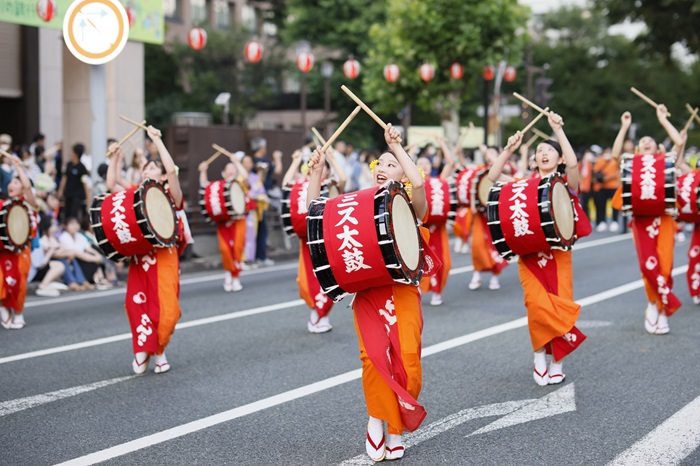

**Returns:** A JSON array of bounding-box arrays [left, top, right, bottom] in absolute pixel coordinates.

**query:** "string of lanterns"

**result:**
[[181, 27, 518, 85]]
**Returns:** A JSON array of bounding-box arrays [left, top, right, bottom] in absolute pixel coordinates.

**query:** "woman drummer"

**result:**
[[611, 106, 684, 334], [0, 155, 39, 329], [106, 125, 183, 375], [198, 156, 249, 292], [307, 124, 428, 461], [282, 147, 346, 333], [488, 112, 591, 386], [416, 136, 454, 306]]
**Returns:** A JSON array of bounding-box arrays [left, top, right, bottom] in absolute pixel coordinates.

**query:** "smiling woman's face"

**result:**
[[373, 152, 405, 185]]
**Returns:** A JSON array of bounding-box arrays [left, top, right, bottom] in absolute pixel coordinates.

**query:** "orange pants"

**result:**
[[419, 223, 451, 294], [353, 285, 422, 434], [217, 219, 246, 278], [519, 250, 580, 353], [0, 249, 30, 314], [631, 215, 676, 308], [471, 212, 504, 274]]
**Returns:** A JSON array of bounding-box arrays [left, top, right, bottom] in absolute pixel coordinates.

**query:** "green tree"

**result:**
[[595, 0, 700, 59], [362, 0, 528, 145], [145, 27, 289, 128], [527, 5, 697, 149]]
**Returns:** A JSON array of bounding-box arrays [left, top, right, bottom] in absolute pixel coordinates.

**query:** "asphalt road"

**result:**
[[2, 229, 700, 466]]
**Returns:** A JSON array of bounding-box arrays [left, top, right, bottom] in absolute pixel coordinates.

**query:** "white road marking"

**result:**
[[467, 383, 576, 436], [576, 320, 613, 328], [24, 262, 299, 308], [0, 300, 304, 365], [0, 376, 135, 417], [56, 271, 666, 466], [607, 394, 700, 466], [340, 384, 575, 466]]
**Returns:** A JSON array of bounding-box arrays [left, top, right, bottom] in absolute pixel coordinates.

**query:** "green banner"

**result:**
[[0, 0, 163, 44]]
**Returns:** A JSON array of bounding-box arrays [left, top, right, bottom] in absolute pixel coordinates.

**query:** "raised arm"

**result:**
[[611, 112, 632, 164], [488, 132, 522, 183], [384, 124, 426, 219], [282, 150, 303, 186], [198, 162, 209, 188], [549, 112, 580, 192], [106, 144, 125, 193], [438, 137, 455, 179], [306, 149, 326, 209], [10, 155, 37, 208], [657, 104, 683, 148], [230, 154, 248, 181], [147, 126, 182, 207], [325, 148, 347, 192]]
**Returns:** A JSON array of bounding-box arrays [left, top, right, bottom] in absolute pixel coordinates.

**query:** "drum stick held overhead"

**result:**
[[211, 143, 236, 160], [205, 151, 223, 165], [308, 106, 361, 168], [109, 120, 146, 156], [685, 103, 700, 127], [513, 93, 564, 126], [311, 127, 327, 145], [630, 87, 671, 117], [521, 109, 549, 135], [119, 115, 162, 137], [531, 127, 551, 140], [341, 85, 402, 143], [524, 134, 539, 147]]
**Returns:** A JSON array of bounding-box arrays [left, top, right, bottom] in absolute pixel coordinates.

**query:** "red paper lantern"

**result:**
[[343, 57, 361, 80], [296, 51, 315, 73], [126, 6, 136, 28], [384, 64, 400, 83], [450, 62, 464, 80], [244, 40, 263, 64], [504, 65, 517, 82], [188, 27, 207, 51], [419, 63, 435, 82], [482, 64, 495, 81], [36, 0, 56, 22]]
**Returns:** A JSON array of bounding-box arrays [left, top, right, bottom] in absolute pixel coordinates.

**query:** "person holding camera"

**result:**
[[592, 147, 621, 232]]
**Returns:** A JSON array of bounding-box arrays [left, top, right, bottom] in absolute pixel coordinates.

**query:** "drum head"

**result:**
[[228, 181, 247, 214], [391, 195, 420, 271], [144, 187, 176, 239], [478, 177, 494, 207], [7, 204, 29, 246], [552, 182, 575, 241]]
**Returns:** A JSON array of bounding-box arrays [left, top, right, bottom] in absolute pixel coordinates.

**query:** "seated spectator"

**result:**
[[54, 217, 93, 291], [30, 215, 67, 297], [59, 217, 114, 289]]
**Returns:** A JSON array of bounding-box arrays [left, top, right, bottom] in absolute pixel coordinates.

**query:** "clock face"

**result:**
[[63, 0, 130, 65]]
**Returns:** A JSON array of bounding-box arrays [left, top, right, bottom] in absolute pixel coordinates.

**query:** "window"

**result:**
[[191, 0, 207, 24], [241, 4, 256, 32], [214, 0, 230, 29], [163, 0, 180, 19]]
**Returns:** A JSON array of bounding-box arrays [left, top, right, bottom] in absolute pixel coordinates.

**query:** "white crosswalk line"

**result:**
[[607, 394, 700, 466]]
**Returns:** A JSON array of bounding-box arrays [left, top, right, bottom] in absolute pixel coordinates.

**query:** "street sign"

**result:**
[[62, 0, 130, 65]]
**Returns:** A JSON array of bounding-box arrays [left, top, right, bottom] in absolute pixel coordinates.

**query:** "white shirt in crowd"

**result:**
[[58, 231, 90, 253]]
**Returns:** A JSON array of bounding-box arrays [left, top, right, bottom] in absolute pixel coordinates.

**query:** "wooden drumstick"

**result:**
[[108, 120, 146, 156], [205, 150, 223, 165], [341, 85, 402, 143], [119, 115, 162, 138], [682, 105, 699, 133], [685, 103, 700, 126], [308, 106, 361, 168], [630, 87, 671, 117], [211, 143, 237, 160], [524, 134, 539, 147], [311, 127, 327, 145], [513, 93, 564, 126], [531, 127, 551, 140], [521, 108, 549, 135]]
